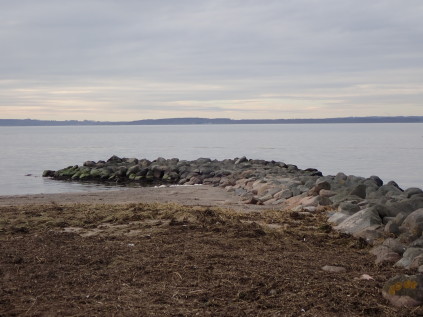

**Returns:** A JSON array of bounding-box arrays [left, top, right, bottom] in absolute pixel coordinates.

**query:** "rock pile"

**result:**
[[44, 155, 423, 274]]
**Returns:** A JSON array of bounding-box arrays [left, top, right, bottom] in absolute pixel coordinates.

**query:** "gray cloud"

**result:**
[[0, 0, 422, 120]]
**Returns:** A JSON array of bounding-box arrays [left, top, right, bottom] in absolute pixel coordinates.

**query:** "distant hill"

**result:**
[[1, 116, 422, 126]]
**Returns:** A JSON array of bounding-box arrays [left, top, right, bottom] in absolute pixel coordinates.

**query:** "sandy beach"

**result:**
[[1, 185, 421, 316], [0, 185, 270, 213]]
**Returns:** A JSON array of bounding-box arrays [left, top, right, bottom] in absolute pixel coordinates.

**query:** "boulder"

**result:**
[[400, 208, 423, 237], [382, 274, 423, 307], [353, 226, 384, 245], [404, 187, 423, 198], [349, 184, 367, 199], [338, 201, 360, 213], [384, 221, 400, 236], [83, 161, 96, 167], [319, 189, 336, 197], [395, 248, 423, 269], [369, 175, 383, 187], [370, 245, 401, 265], [42, 170, 55, 177], [335, 207, 383, 235], [107, 155, 123, 163], [235, 156, 248, 165], [383, 238, 406, 255], [299, 195, 332, 208], [327, 211, 353, 225], [308, 179, 331, 196]]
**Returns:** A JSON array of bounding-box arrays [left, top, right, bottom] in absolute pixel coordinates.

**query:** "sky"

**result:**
[[1, 0, 423, 121]]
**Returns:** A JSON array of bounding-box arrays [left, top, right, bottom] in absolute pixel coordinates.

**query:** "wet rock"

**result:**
[[382, 274, 423, 307]]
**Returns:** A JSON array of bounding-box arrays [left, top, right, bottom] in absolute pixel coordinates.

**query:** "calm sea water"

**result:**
[[0, 123, 422, 195]]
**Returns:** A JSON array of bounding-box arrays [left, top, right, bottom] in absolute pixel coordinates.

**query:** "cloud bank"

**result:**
[[1, 0, 422, 120]]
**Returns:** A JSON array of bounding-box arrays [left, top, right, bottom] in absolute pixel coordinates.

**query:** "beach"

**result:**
[[1, 185, 422, 316]]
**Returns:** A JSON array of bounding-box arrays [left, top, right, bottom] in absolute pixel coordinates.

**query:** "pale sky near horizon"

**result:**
[[1, 0, 423, 121]]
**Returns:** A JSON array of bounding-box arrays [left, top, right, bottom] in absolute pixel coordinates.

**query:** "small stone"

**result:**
[[321, 265, 346, 273]]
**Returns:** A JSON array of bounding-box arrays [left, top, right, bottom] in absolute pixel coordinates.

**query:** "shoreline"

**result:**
[[0, 185, 268, 212]]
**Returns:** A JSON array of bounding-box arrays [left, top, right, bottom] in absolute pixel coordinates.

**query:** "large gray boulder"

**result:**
[[334, 206, 383, 235], [395, 247, 423, 269], [400, 208, 423, 237]]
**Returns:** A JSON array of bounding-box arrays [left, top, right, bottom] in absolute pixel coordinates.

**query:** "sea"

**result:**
[[0, 123, 422, 196]]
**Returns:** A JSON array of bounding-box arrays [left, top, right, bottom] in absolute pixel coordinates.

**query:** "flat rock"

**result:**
[[321, 265, 346, 273]]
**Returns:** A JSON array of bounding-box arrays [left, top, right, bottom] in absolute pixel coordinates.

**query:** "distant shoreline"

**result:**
[[1, 116, 423, 126]]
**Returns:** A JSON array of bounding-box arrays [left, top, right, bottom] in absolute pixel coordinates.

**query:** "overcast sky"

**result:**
[[1, 0, 422, 121]]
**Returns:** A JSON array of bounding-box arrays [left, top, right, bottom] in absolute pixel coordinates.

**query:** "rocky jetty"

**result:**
[[44, 156, 423, 286]]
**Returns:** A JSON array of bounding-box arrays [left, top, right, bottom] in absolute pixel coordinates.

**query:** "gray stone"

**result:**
[[327, 211, 356, 225], [382, 274, 423, 307], [335, 207, 383, 235], [410, 255, 423, 270], [370, 245, 401, 265], [107, 155, 123, 163], [319, 189, 336, 197], [83, 160, 96, 167], [349, 184, 367, 199], [338, 201, 360, 213], [400, 208, 423, 237], [308, 179, 331, 195], [235, 156, 248, 165], [395, 247, 423, 269], [321, 265, 346, 273], [384, 221, 400, 235], [353, 225, 383, 245], [369, 175, 383, 187], [383, 238, 406, 255], [404, 187, 423, 198], [274, 189, 293, 199], [410, 237, 423, 248]]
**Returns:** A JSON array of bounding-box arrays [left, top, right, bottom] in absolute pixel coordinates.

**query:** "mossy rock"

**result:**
[[90, 168, 102, 178], [79, 173, 91, 180]]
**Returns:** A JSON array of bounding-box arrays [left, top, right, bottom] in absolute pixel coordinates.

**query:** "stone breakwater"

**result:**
[[44, 155, 423, 304]]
